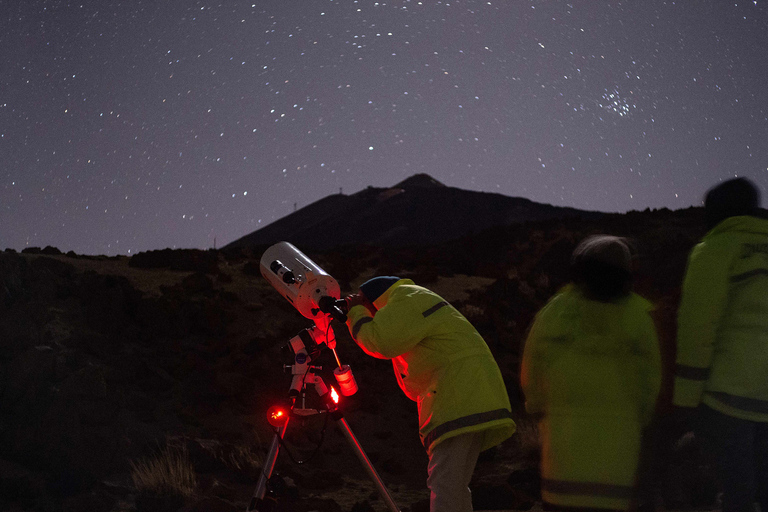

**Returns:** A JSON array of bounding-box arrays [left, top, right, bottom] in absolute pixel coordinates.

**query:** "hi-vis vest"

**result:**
[[345, 279, 515, 454], [674, 215, 768, 422]]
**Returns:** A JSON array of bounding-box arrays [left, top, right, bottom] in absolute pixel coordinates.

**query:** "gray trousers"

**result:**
[[426, 431, 485, 512]]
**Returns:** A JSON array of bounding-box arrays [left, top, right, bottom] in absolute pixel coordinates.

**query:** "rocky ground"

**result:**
[[0, 208, 723, 511]]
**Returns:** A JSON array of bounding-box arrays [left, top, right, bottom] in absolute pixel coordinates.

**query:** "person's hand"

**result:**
[[345, 293, 376, 315], [345, 293, 367, 310]]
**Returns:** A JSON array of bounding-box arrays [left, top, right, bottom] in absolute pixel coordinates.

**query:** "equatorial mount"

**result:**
[[246, 242, 400, 512]]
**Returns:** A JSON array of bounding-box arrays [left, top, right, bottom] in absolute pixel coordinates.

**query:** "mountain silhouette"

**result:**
[[224, 173, 603, 250]]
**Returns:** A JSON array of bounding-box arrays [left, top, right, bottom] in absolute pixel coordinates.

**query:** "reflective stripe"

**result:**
[[707, 391, 768, 414], [675, 364, 710, 381], [542, 479, 633, 499], [422, 301, 449, 318], [422, 408, 512, 450], [352, 317, 373, 338], [730, 268, 768, 283]]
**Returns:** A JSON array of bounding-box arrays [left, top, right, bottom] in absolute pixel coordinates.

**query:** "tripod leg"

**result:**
[[337, 417, 401, 512], [247, 421, 289, 512]]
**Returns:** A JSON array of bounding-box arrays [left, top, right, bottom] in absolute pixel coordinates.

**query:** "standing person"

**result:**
[[344, 276, 516, 512], [521, 235, 661, 511], [673, 177, 768, 512]]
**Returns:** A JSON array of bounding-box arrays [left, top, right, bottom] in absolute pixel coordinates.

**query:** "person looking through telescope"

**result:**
[[344, 276, 516, 512]]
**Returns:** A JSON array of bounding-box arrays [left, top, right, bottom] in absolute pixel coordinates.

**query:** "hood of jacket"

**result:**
[[706, 215, 768, 239], [371, 278, 414, 310]]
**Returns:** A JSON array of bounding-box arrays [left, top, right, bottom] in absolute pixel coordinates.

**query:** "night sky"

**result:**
[[2, 1, 767, 256]]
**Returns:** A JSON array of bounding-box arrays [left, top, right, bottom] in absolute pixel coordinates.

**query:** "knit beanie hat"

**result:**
[[571, 235, 632, 272], [704, 177, 760, 229], [359, 276, 401, 303]]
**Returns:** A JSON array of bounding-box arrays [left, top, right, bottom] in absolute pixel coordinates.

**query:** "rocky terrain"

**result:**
[[0, 183, 726, 511]]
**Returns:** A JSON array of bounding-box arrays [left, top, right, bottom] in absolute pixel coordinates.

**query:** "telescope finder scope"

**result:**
[[270, 260, 296, 284]]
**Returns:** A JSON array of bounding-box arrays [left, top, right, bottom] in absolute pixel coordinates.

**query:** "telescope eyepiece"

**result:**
[[318, 296, 348, 323]]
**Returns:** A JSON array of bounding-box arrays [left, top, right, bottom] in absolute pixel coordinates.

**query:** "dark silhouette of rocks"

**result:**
[[129, 248, 220, 274]]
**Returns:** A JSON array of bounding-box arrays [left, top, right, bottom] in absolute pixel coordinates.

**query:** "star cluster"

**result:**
[[1, 0, 767, 255]]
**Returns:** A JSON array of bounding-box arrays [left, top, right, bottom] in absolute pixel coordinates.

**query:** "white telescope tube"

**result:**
[[259, 241, 341, 324]]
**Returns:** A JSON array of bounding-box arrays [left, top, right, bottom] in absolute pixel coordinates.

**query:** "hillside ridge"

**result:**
[[224, 173, 603, 251]]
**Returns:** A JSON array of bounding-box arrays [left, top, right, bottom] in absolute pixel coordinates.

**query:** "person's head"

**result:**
[[570, 235, 633, 302], [358, 276, 400, 311], [704, 177, 760, 229]]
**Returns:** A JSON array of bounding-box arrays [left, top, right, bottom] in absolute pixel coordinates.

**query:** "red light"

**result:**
[[330, 387, 339, 404], [266, 405, 289, 427]]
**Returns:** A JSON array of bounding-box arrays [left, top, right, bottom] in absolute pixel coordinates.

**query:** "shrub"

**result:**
[[130, 441, 197, 499]]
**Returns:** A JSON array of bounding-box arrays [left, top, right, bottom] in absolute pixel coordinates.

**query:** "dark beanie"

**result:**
[[359, 276, 400, 303], [705, 177, 760, 229]]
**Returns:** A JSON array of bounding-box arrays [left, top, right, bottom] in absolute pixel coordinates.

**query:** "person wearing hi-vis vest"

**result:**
[[344, 276, 516, 512], [521, 235, 661, 511], [673, 177, 768, 512]]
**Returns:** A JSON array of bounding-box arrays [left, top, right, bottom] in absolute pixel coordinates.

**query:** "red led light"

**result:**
[[330, 387, 339, 404], [266, 405, 289, 427]]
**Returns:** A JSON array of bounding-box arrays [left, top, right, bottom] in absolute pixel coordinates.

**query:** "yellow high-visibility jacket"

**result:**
[[521, 284, 661, 510], [674, 215, 768, 422], [346, 279, 515, 455]]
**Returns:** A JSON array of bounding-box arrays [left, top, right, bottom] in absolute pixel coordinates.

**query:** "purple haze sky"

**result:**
[[2, 1, 767, 256]]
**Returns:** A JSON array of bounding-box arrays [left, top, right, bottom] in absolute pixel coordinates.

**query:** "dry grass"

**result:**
[[130, 441, 198, 498], [223, 442, 264, 473], [432, 274, 497, 303]]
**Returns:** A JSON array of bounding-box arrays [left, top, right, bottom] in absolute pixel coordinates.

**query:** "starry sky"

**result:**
[[2, 1, 767, 256]]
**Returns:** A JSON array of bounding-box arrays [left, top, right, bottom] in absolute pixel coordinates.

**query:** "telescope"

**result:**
[[247, 242, 400, 512], [259, 241, 349, 328]]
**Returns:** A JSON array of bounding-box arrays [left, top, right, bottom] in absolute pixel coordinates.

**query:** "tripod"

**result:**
[[246, 326, 401, 512]]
